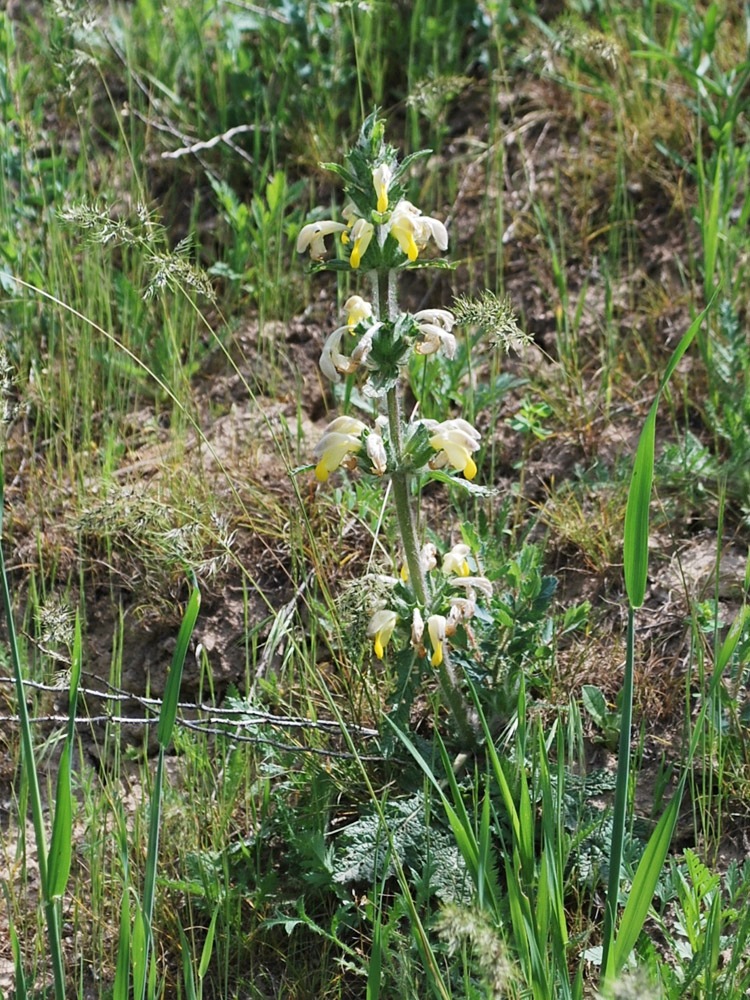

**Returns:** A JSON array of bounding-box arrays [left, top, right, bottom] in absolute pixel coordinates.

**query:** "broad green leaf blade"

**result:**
[[623, 301, 713, 607], [177, 922, 198, 1000], [48, 614, 82, 900], [9, 920, 28, 1000], [47, 742, 73, 899], [157, 584, 201, 747], [610, 783, 683, 977], [131, 906, 147, 1000], [113, 890, 131, 1000], [716, 605, 750, 674], [198, 906, 220, 980]]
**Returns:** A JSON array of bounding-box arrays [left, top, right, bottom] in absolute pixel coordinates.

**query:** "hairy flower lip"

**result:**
[[388, 200, 449, 262], [349, 218, 374, 269], [427, 613, 447, 667], [367, 608, 398, 659], [414, 322, 457, 359], [319, 325, 355, 382], [450, 575, 493, 600], [413, 308, 455, 329], [313, 417, 367, 481], [296, 221, 348, 260], [372, 163, 393, 214], [344, 295, 373, 330], [365, 432, 387, 475]]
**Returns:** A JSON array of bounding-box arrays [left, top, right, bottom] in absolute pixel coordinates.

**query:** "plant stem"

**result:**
[[386, 386, 429, 606], [377, 268, 475, 745]]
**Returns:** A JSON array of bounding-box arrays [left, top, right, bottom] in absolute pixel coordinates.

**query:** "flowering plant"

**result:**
[[298, 112, 521, 742]]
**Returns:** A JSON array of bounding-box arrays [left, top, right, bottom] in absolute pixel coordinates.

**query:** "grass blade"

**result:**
[[623, 299, 714, 608], [48, 615, 82, 899], [139, 580, 201, 1000], [610, 782, 683, 977]]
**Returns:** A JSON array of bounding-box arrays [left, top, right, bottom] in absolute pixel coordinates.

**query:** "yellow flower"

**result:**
[[313, 416, 366, 482], [427, 418, 481, 480], [344, 295, 373, 330], [427, 614, 447, 667], [320, 325, 355, 382], [414, 309, 457, 359], [296, 220, 348, 260], [367, 608, 398, 659], [443, 543, 471, 577], [388, 200, 448, 262], [349, 219, 374, 269], [372, 163, 393, 213]]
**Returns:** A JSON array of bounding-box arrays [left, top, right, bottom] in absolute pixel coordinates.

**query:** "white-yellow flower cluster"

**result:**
[[367, 541, 492, 666], [297, 167, 449, 271]]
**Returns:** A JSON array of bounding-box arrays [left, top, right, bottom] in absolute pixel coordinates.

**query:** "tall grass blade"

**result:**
[[113, 889, 131, 1000], [139, 581, 201, 1000], [177, 922, 198, 1000], [9, 920, 27, 1000], [197, 905, 220, 982], [610, 780, 683, 978], [48, 615, 82, 899], [0, 467, 66, 997], [623, 299, 715, 608]]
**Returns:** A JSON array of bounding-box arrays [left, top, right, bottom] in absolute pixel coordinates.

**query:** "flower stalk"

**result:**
[[298, 111, 486, 744]]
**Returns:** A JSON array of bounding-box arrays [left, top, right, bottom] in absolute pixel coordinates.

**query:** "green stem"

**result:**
[[601, 603, 635, 984], [387, 387, 429, 607], [377, 268, 475, 745]]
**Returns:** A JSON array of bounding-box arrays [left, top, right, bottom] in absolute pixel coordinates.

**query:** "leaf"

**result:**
[[47, 742, 73, 899], [581, 685, 610, 729], [157, 584, 201, 747], [609, 785, 684, 979], [623, 299, 715, 608], [425, 470, 496, 496]]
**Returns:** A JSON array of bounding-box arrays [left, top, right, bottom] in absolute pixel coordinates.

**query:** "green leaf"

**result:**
[[157, 584, 201, 747], [716, 605, 750, 673], [424, 470, 496, 496], [113, 890, 131, 1000], [581, 685, 609, 729], [198, 906, 220, 980], [47, 742, 73, 900], [610, 784, 683, 978], [623, 300, 714, 607]]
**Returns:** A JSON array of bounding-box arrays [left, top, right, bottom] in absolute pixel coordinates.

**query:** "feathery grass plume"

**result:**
[[36, 596, 76, 664], [144, 238, 215, 301], [406, 75, 472, 120], [59, 204, 215, 302], [436, 904, 515, 999], [452, 290, 529, 352], [48, 0, 100, 95], [552, 15, 622, 70]]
